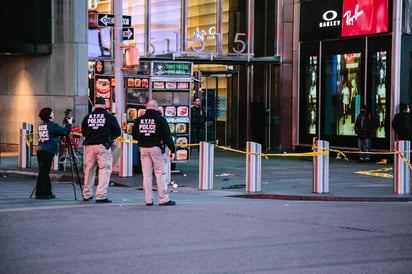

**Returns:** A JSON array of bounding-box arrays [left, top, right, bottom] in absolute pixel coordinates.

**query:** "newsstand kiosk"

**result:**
[[124, 61, 193, 166]]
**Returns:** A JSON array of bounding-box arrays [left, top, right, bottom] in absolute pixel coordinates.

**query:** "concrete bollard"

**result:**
[[199, 141, 214, 190], [246, 141, 261, 193], [313, 140, 329, 193], [18, 129, 30, 168], [119, 133, 132, 177], [394, 140, 410, 194]]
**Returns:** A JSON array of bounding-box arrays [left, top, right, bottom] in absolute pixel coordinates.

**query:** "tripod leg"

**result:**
[[67, 137, 84, 199], [29, 185, 36, 198], [66, 136, 79, 200]]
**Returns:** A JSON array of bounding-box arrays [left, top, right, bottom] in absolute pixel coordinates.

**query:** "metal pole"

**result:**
[[18, 129, 27, 168], [394, 140, 410, 194], [313, 140, 329, 193], [246, 141, 261, 193], [199, 141, 214, 190], [119, 133, 132, 177], [114, 0, 124, 123]]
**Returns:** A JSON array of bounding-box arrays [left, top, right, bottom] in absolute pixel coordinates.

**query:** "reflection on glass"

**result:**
[[324, 53, 361, 137], [151, 0, 181, 55], [123, 0, 145, 55], [372, 51, 387, 138], [187, 0, 217, 52], [305, 56, 317, 135]]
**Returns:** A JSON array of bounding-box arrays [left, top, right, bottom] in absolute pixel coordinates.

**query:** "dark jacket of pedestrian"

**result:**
[[191, 105, 207, 129], [355, 111, 375, 138], [392, 107, 412, 141]]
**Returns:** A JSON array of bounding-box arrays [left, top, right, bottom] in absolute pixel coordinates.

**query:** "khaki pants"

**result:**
[[140, 146, 170, 204], [83, 144, 113, 200]]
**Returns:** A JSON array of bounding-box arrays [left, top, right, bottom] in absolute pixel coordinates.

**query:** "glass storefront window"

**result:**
[[324, 52, 362, 137], [187, 0, 217, 53], [123, 0, 145, 54], [305, 56, 318, 135], [150, 0, 181, 55], [370, 51, 387, 138], [88, 0, 113, 58]]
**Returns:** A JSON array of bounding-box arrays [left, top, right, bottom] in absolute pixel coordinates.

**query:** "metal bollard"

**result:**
[[18, 129, 30, 168], [313, 140, 329, 193], [394, 140, 410, 194], [199, 141, 214, 190], [246, 141, 261, 193], [119, 133, 132, 177]]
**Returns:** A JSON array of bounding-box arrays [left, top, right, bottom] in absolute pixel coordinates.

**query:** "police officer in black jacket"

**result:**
[[81, 97, 121, 203], [132, 99, 176, 206]]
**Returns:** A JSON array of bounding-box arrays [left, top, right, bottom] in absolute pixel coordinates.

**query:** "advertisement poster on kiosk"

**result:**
[[124, 61, 193, 164]]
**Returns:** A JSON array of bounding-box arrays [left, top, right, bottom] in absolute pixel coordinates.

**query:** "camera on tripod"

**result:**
[[63, 108, 74, 125]]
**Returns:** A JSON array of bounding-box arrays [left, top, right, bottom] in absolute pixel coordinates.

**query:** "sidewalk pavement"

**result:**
[[1, 149, 412, 202]]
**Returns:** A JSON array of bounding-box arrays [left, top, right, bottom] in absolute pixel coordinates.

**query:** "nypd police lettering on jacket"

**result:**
[[38, 124, 49, 142], [87, 114, 106, 129], [139, 119, 156, 136]]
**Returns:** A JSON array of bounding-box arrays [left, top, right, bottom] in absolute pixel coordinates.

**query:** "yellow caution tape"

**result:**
[[354, 167, 393, 178]]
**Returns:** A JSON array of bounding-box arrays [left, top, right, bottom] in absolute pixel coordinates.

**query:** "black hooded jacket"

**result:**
[[132, 109, 176, 153]]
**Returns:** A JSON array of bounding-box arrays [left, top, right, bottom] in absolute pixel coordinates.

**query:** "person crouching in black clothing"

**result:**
[[36, 107, 72, 199]]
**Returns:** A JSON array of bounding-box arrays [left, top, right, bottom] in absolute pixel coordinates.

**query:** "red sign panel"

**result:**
[[341, 0, 389, 37]]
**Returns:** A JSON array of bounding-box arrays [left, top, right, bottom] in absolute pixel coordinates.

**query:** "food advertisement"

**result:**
[[127, 108, 138, 121], [165, 106, 176, 116], [169, 124, 175, 134], [176, 149, 188, 161], [178, 82, 189, 89], [177, 106, 189, 116], [134, 78, 141, 87], [138, 108, 146, 117], [153, 82, 165, 89], [176, 123, 187, 134], [141, 78, 149, 88], [127, 78, 134, 87], [95, 78, 111, 98], [176, 136, 188, 145], [166, 82, 177, 89]]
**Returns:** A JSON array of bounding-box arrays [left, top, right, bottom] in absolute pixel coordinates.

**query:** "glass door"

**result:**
[[197, 72, 235, 146]]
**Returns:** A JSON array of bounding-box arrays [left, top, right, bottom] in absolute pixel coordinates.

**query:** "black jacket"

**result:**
[[191, 106, 207, 127], [392, 112, 412, 140], [81, 108, 121, 146], [132, 109, 176, 153], [37, 121, 72, 154], [355, 112, 375, 138]]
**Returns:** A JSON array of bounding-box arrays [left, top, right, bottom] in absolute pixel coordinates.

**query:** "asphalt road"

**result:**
[[1, 175, 411, 274]]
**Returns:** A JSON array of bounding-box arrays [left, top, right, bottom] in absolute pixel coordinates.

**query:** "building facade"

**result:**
[[1, 0, 410, 156]]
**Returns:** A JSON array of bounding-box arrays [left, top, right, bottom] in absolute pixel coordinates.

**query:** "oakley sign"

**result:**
[[319, 10, 341, 28]]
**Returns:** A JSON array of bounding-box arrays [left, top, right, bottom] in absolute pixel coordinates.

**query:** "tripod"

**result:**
[[30, 134, 83, 200]]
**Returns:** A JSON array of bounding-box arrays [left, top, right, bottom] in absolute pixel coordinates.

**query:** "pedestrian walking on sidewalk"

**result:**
[[132, 99, 176, 206], [81, 97, 121, 203], [36, 107, 72, 199]]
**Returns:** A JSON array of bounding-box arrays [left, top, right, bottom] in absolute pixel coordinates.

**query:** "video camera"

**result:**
[[63, 108, 74, 125]]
